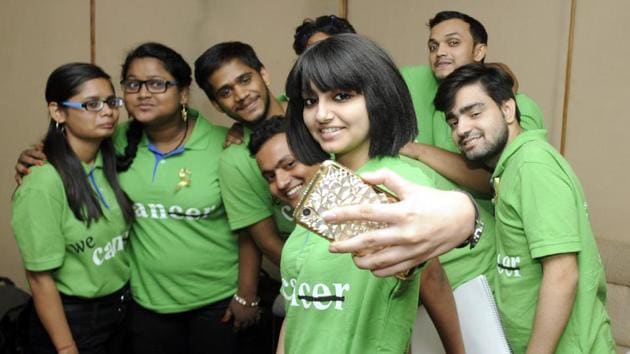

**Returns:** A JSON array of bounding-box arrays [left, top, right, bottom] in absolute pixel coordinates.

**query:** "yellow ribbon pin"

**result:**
[[176, 168, 191, 191]]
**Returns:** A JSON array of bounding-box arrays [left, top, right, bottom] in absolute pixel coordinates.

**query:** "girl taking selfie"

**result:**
[[280, 34, 464, 353]]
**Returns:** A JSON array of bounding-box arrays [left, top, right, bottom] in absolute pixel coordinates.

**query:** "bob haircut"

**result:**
[[285, 34, 417, 165], [434, 63, 521, 123]]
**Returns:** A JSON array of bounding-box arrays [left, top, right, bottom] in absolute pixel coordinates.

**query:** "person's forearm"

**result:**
[[237, 231, 262, 301], [526, 253, 578, 354], [420, 259, 465, 354], [276, 319, 286, 354], [26, 271, 76, 353], [400, 142, 492, 194], [255, 238, 283, 267]]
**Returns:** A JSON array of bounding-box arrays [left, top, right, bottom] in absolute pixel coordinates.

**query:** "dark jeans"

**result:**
[[128, 296, 257, 354], [26, 285, 130, 354]]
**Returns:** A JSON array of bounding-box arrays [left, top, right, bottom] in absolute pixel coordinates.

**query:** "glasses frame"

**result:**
[[120, 79, 178, 94], [61, 97, 124, 112]]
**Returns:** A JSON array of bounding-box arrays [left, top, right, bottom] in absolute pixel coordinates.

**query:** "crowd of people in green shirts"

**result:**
[[11, 10, 615, 354]]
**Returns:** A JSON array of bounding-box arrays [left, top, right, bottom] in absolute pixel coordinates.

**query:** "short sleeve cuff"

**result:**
[[228, 210, 274, 231], [22, 256, 64, 272], [530, 239, 581, 259]]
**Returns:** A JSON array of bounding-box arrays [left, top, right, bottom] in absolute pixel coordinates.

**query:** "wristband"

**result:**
[[233, 293, 260, 307], [456, 191, 484, 249]]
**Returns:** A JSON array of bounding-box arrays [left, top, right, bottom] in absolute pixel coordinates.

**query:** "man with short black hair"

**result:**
[[194, 43, 293, 319], [399, 11, 546, 292], [434, 63, 615, 354]]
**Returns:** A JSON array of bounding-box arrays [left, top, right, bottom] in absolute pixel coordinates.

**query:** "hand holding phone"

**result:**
[[293, 160, 397, 242]]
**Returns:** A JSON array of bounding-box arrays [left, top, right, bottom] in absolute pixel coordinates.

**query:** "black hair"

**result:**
[[429, 11, 488, 46], [293, 15, 356, 55], [285, 34, 417, 165], [434, 63, 521, 122], [117, 42, 192, 172], [44, 62, 134, 226], [248, 116, 287, 156], [194, 41, 264, 102]]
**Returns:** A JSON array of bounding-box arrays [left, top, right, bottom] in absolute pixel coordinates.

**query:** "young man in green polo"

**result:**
[[194, 42, 293, 302], [398, 11, 546, 294], [434, 63, 614, 354]]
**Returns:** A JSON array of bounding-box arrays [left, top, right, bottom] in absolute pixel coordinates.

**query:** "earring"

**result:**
[[181, 105, 188, 122], [55, 121, 65, 134]]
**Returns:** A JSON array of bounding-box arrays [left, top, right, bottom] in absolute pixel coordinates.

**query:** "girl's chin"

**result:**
[[318, 141, 345, 154]]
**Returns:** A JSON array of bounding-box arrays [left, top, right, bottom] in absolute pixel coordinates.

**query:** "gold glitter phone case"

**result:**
[[293, 160, 398, 242]]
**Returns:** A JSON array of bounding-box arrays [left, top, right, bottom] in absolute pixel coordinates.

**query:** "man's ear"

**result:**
[[473, 43, 487, 63], [260, 67, 271, 86], [501, 98, 517, 124], [48, 102, 66, 124]]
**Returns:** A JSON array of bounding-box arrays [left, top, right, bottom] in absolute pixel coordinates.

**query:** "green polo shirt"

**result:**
[[116, 111, 239, 313], [219, 127, 295, 238], [12, 152, 130, 298], [400, 65, 438, 145], [281, 156, 426, 354], [400, 64, 545, 290], [492, 130, 614, 353]]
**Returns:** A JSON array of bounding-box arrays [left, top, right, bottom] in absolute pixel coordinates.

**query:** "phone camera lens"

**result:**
[[302, 208, 311, 216]]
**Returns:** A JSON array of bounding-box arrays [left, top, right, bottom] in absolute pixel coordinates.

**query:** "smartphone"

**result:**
[[293, 160, 398, 242]]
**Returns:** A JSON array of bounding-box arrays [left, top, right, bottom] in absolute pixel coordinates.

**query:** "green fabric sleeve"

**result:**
[[12, 166, 66, 271], [518, 161, 582, 259]]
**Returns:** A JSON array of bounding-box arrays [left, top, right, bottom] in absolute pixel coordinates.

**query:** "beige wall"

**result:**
[[1, 1, 628, 292], [565, 0, 630, 245], [1, 0, 92, 290], [93, 0, 337, 126]]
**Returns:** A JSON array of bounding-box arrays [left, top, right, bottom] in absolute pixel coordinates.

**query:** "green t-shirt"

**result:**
[[116, 112, 239, 313], [282, 156, 434, 354], [218, 127, 295, 238], [492, 130, 615, 353], [12, 152, 130, 298]]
